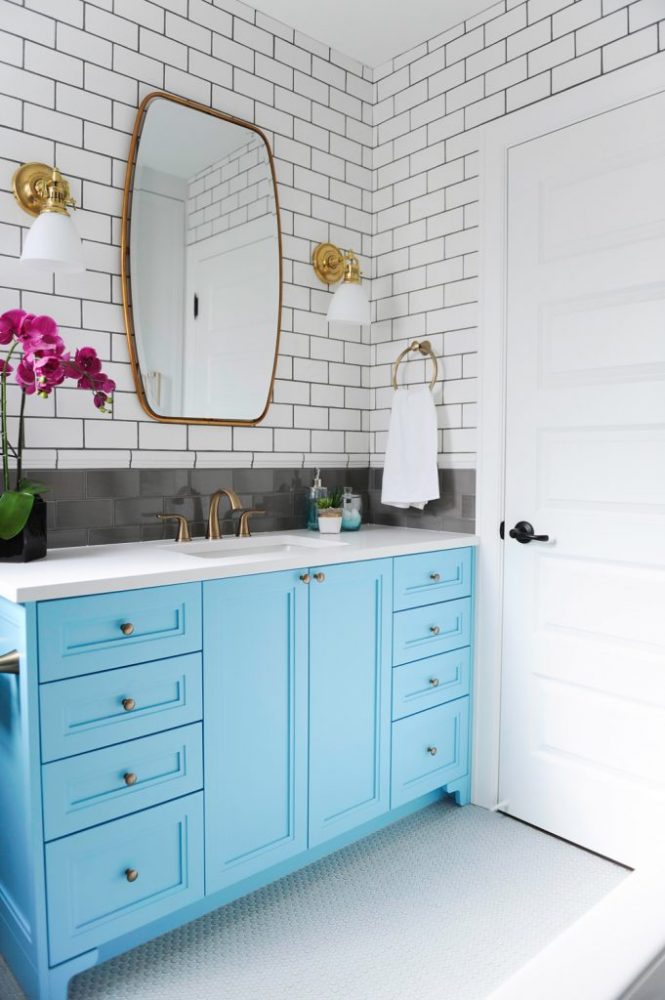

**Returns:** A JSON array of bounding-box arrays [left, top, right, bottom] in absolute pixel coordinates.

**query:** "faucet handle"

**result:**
[[156, 513, 191, 543], [236, 509, 265, 538]]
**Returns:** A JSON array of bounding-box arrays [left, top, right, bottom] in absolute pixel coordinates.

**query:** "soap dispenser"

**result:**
[[307, 469, 327, 530]]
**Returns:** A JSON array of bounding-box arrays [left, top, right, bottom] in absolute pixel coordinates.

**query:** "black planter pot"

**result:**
[[0, 495, 47, 562]]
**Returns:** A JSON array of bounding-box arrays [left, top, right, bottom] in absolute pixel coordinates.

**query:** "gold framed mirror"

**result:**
[[121, 91, 283, 426]]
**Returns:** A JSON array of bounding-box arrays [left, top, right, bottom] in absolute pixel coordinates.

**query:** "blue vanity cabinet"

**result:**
[[0, 544, 474, 1000], [308, 559, 392, 847], [203, 570, 309, 894]]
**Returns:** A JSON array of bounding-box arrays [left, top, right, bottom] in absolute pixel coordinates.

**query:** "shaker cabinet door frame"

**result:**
[[308, 559, 393, 847], [203, 570, 308, 894]]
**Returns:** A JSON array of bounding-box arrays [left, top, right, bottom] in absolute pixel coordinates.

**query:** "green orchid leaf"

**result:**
[[17, 479, 49, 496], [0, 490, 35, 541]]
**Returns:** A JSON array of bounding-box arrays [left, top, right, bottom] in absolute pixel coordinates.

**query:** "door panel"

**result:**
[[203, 571, 308, 892], [308, 560, 392, 847], [499, 92, 665, 866], [184, 215, 278, 420]]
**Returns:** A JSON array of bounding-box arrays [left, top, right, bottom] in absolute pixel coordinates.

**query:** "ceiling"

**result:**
[[138, 99, 256, 179], [252, 0, 493, 67]]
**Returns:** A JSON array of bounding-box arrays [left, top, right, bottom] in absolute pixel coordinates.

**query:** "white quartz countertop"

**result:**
[[0, 525, 478, 603]]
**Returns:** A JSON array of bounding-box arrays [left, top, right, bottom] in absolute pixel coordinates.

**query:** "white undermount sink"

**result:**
[[166, 534, 348, 564]]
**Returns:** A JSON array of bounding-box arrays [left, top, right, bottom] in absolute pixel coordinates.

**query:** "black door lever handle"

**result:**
[[509, 520, 550, 544]]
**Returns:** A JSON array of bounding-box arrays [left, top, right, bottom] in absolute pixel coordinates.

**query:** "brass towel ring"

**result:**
[[392, 340, 439, 390]]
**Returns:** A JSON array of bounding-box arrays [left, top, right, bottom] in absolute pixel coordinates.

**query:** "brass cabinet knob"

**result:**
[[125, 868, 139, 883], [123, 772, 138, 786], [430, 625, 440, 635], [313, 572, 325, 583], [430, 572, 441, 582], [429, 677, 440, 687], [0, 649, 20, 675], [426, 746, 438, 756], [121, 697, 136, 712], [120, 622, 134, 636], [300, 573, 311, 584]]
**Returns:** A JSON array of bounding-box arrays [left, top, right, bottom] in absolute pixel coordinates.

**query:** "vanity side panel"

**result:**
[[203, 570, 308, 894], [0, 599, 49, 999]]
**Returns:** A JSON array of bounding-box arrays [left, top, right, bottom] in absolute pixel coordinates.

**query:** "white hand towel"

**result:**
[[381, 384, 439, 510]]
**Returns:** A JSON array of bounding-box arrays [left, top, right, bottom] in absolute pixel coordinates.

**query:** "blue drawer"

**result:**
[[42, 723, 203, 840], [394, 547, 472, 611], [45, 792, 204, 965], [38, 583, 202, 682], [40, 653, 203, 762], [391, 698, 469, 809], [392, 647, 471, 721], [393, 598, 471, 666]]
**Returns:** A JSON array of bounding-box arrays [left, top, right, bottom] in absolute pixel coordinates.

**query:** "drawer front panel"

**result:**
[[392, 648, 471, 721], [38, 583, 202, 682], [42, 723, 203, 840], [393, 598, 471, 666], [45, 793, 204, 964], [394, 548, 472, 611], [40, 653, 203, 762], [391, 698, 469, 809]]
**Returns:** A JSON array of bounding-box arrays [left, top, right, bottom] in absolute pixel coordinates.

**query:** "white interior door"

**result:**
[[499, 91, 665, 867], [184, 215, 278, 420]]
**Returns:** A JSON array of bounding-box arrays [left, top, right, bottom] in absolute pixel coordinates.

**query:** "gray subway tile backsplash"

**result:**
[[367, 468, 476, 535], [32, 466, 476, 549]]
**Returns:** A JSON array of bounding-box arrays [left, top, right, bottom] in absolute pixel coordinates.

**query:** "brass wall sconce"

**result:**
[[312, 242, 370, 325], [12, 162, 85, 273]]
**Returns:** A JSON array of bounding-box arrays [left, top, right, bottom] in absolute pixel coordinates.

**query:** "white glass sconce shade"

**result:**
[[21, 211, 85, 273], [312, 243, 370, 326], [326, 280, 371, 325]]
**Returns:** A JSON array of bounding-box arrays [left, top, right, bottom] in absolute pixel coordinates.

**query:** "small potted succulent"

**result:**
[[0, 309, 115, 561], [316, 488, 343, 534]]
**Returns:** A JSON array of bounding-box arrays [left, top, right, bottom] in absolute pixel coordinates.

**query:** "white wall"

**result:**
[[0, 0, 374, 470], [368, 0, 665, 468], [0, 0, 662, 472]]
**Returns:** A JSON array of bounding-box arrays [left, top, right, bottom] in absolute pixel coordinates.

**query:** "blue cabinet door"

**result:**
[[203, 570, 308, 894], [308, 559, 392, 847]]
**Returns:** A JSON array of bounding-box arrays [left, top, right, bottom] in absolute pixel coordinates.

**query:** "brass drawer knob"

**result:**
[[313, 572, 325, 583], [123, 772, 138, 786], [427, 746, 438, 756], [300, 573, 311, 584], [429, 677, 440, 687], [120, 622, 134, 636], [430, 625, 440, 635], [121, 697, 136, 712], [125, 868, 139, 883], [430, 572, 440, 582]]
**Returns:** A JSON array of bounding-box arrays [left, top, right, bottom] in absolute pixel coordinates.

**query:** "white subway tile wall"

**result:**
[[0, 0, 374, 470], [186, 134, 273, 245], [0, 0, 662, 472], [368, 0, 664, 467]]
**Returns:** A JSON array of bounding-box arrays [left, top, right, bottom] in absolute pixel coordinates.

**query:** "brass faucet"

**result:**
[[156, 513, 191, 542], [207, 488, 243, 540], [236, 509, 265, 537]]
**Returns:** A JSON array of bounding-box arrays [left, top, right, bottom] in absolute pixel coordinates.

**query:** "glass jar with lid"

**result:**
[[341, 486, 362, 531]]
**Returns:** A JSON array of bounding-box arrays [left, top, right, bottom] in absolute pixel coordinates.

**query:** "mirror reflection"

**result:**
[[123, 93, 282, 424]]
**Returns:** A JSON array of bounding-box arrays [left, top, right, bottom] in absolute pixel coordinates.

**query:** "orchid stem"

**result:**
[[15, 390, 26, 490], [1, 376, 7, 495], [1, 343, 19, 493]]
